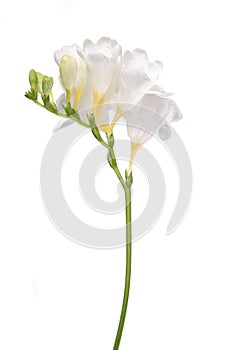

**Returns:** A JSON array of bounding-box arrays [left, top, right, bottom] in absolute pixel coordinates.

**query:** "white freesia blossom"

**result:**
[[52, 38, 182, 155], [54, 38, 121, 130], [125, 91, 182, 172], [54, 45, 87, 109], [119, 49, 162, 105], [83, 37, 122, 108], [106, 49, 162, 132]]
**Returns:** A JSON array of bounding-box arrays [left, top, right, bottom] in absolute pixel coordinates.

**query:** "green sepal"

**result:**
[[107, 133, 114, 147], [88, 113, 96, 128], [42, 95, 58, 114], [87, 114, 102, 141], [25, 89, 37, 102], [62, 103, 76, 116], [47, 103, 58, 114], [42, 94, 50, 108], [125, 169, 133, 187], [91, 126, 101, 142], [107, 152, 117, 168]]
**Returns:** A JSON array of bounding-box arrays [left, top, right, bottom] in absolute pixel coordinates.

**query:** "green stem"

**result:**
[[109, 147, 126, 189], [95, 130, 132, 349], [33, 99, 91, 129], [113, 185, 132, 350]]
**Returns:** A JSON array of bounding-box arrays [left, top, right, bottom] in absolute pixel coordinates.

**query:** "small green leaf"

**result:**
[[42, 95, 58, 113], [47, 102, 58, 114], [62, 103, 76, 116], [91, 126, 101, 142], [25, 90, 37, 102], [107, 152, 117, 168]]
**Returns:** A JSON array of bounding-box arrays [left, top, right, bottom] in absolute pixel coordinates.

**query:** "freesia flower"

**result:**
[[54, 45, 87, 110], [125, 91, 182, 172], [108, 49, 163, 132], [83, 37, 122, 109], [25, 37, 184, 350]]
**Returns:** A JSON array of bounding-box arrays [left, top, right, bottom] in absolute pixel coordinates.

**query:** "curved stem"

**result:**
[[69, 114, 91, 129], [32, 98, 91, 129], [113, 186, 132, 350]]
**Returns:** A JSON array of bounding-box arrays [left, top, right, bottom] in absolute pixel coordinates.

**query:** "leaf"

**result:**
[[24, 90, 37, 102]]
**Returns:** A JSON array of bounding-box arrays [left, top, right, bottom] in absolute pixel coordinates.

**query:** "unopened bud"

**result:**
[[60, 55, 78, 91], [42, 76, 54, 96], [29, 69, 38, 90]]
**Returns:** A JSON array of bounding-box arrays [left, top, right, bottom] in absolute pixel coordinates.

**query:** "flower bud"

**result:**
[[29, 70, 44, 94], [29, 69, 38, 91], [60, 55, 78, 91], [42, 76, 54, 96]]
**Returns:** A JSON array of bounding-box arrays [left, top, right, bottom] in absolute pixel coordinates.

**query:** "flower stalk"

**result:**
[[113, 182, 132, 350], [95, 129, 133, 349], [105, 133, 133, 349]]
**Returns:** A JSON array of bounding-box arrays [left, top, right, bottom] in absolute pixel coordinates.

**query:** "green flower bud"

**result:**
[[29, 70, 44, 94], [36, 72, 44, 94], [42, 76, 54, 96], [29, 69, 38, 90]]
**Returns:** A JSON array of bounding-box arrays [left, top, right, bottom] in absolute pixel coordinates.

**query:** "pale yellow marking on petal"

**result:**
[[66, 89, 72, 104], [90, 90, 104, 115], [99, 124, 112, 133], [92, 90, 103, 107], [128, 142, 142, 173], [109, 106, 123, 133], [73, 88, 84, 110]]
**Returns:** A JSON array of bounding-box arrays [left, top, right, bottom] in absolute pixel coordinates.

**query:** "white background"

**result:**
[[1, 0, 233, 349]]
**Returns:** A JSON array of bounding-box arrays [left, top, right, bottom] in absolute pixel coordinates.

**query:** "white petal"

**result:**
[[145, 60, 163, 83], [87, 54, 120, 93], [96, 103, 116, 128], [78, 81, 93, 123], [96, 37, 121, 58], [147, 85, 173, 97], [83, 39, 94, 55], [125, 93, 181, 144], [118, 70, 151, 106], [97, 37, 116, 48], [83, 38, 122, 96], [122, 50, 134, 66], [165, 100, 182, 122], [132, 48, 149, 64], [54, 44, 79, 65], [118, 50, 163, 111]]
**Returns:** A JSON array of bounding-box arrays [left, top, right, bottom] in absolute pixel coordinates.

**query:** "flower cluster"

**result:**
[[25, 37, 182, 172]]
